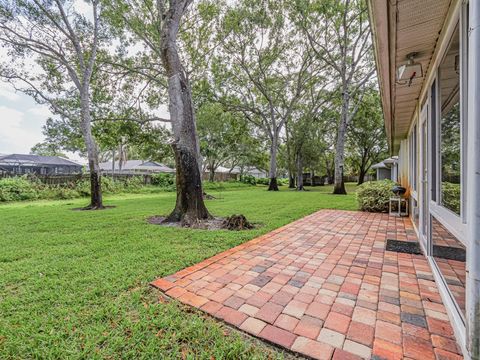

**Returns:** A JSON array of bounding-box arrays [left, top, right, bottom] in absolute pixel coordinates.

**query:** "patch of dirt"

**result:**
[[148, 215, 256, 231]]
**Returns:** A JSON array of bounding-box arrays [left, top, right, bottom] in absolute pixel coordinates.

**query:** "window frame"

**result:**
[[429, 15, 468, 245]]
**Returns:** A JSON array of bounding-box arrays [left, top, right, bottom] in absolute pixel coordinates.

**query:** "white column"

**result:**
[[466, 2, 480, 358]]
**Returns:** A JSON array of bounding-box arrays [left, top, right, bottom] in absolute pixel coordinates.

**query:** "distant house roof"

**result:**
[[99, 160, 175, 173], [0, 154, 81, 167], [215, 166, 240, 174], [371, 156, 399, 169]]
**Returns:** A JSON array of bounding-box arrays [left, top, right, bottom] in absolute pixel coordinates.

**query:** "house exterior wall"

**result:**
[[369, 0, 480, 356], [397, 139, 409, 188], [376, 168, 391, 180], [1, 165, 82, 175], [393, 4, 469, 354]]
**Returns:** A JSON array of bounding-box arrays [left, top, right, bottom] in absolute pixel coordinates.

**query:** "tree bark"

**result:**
[[357, 169, 366, 185], [80, 93, 103, 209], [296, 154, 304, 191], [289, 174, 295, 188], [333, 91, 349, 195], [285, 121, 295, 189], [209, 166, 215, 182], [160, 1, 211, 224], [357, 162, 367, 185], [268, 135, 279, 191]]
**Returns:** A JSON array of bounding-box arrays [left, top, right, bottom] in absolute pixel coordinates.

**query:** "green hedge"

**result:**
[[0, 177, 39, 201], [356, 180, 396, 212], [0, 175, 258, 202], [239, 174, 256, 185], [256, 177, 288, 186], [151, 173, 175, 188]]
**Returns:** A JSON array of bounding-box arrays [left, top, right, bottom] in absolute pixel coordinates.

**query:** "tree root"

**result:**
[[222, 214, 254, 230], [203, 192, 217, 200], [72, 204, 113, 211]]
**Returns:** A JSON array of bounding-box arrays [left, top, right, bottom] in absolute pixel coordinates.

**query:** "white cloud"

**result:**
[[0, 83, 20, 102], [27, 106, 52, 118], [0, 106, 44, 154]]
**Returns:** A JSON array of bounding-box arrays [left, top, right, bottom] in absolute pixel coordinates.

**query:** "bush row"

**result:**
[[0, 174, 260, 202], [0, 176, 147, 202], [240, 175, 289, 186]]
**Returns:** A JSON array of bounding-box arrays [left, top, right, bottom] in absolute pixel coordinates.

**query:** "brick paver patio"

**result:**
[[151, 210, 463, 360]]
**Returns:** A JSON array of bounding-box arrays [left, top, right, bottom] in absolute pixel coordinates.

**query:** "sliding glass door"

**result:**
[[426, 20, 467, 323]]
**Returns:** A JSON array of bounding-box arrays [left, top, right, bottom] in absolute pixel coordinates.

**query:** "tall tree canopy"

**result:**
[[213, 0, 317, 191], [296, 0, 376, 194], [346, 89, 387, 185], [0, 0, 107, 209]]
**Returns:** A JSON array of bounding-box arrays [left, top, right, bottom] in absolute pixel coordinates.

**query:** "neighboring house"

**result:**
[[99, 160, 175, 174], [215, 166, 240, 175], [369, 1, 480, 356], [201, 165, 268, 182], [231, 166, 268, 179], [202, 166, 239, 182], [371, 156, 398, 181], [0, 154, 82, 175]]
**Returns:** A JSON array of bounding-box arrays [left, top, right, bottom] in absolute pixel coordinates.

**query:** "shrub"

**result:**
[[151, 173, 175, 188], [76, 176, 126, 196], [277, 178, 289, 186], [255, 177, 288, 186], [52, 187, 81, 200], [441, 182, 460, 214], [0, 177, 39, 202], [124, 176, 144, 190], [239, 174, 256, 186], [76, 179, 91, 197], [256, 177, 270, 186], [356, 179, 396, 212]]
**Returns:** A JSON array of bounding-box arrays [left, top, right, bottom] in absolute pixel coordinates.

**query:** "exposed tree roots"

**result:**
[[221, 214, 254, 231], [148, 214, 254, 231], [72, 205, 114, 211], [268, 177, 279, 191], [203, 192, 217, 200]]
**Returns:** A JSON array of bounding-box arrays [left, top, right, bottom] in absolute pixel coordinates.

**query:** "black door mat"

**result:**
[[432, 245, 466, 262], [386, 239, 422, 255]]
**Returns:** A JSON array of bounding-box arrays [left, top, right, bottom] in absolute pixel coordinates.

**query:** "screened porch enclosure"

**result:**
[[368, 0, 480, 357]]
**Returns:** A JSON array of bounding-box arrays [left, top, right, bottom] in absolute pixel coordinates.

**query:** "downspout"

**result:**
[[466, 3, 480, 358]]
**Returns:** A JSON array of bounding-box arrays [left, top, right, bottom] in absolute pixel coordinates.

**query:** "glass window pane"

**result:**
[[431, 216, 465, 316], [439, 26, 461, 215]]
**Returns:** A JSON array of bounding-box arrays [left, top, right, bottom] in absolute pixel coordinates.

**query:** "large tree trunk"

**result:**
[[357, 150, 370, 185], [209, 166, 215, 182], [160, 2, 211, 224], [296, 154, 304, 191], [285, 122, 295, 189], [333, 91, 349, 195], [80, 94, 103, 209], [357, 161, 367, 185], [268, 135, 279, 191], [324, 156, 334, 184], [289, 174, 295, 188]]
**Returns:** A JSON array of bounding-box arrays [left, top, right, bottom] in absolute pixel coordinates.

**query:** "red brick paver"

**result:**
[[151, 210, 463, 359]]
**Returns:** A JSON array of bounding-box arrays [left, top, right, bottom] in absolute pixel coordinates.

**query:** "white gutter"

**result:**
[[466, 2, 480, 358]]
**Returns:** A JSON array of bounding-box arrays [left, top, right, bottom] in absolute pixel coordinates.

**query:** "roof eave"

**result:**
[[367, 0, 398, 155]]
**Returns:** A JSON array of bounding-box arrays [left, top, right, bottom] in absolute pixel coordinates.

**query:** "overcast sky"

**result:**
[[0, 0, 171, 162], [0, 82, 53, 156]]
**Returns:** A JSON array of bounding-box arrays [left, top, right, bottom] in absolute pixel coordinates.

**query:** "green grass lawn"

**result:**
[[0, 184, 358, 359]]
